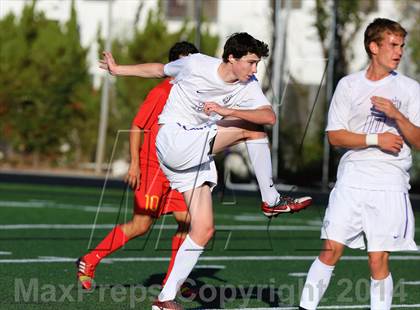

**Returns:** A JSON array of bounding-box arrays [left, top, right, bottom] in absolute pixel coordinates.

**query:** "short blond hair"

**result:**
[[364, 18, 407, 58]]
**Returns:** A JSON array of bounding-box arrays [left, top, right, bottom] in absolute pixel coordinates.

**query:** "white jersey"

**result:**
[[326, 70, 420, 191], [159, 53, 270, 126]]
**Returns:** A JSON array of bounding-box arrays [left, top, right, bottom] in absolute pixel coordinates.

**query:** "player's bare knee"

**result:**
[[319, 249, 341, 266], [318, 254, 337, 266], [127, 217, 152, 237], [190, 226, 214, 245], [368, 254, 388, 273], [123, 224, 144, 238]]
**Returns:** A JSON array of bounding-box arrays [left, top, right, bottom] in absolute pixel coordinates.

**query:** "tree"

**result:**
[[397, 0, 420, 77], [313, 0, 376, 181], [0, 0, 217, 168], [262, 0, 376, 185], [0, 0, 98, 166], [314, 0, 376, 82]]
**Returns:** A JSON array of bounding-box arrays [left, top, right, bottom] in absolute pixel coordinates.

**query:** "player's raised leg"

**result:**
[[213, 118, 312, 217]]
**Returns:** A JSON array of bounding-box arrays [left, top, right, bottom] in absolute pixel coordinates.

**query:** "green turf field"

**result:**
[[0, 182, 419, 309]]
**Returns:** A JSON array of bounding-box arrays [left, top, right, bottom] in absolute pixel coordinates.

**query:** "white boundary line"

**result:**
[[401, 281, 420, 285], [1, 255, 420, 264], [0, 223, 322, 231], [0, 201, 119, 213], [1, 223, 419, 234]]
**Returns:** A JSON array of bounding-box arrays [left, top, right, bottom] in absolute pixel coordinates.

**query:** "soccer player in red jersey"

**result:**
[[76, 42, 199, 290]]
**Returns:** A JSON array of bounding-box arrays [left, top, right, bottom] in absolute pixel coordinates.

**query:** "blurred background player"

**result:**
[[299, 18, 419, 310], [76, 41, 199, 290], [100, 32, 312, 310]]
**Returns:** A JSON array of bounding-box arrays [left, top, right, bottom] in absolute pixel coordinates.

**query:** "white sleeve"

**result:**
[[407, 81, 420, 127], [237, 80, 271, 109], [326, 78, 351, 131], [163, 56, 191, 78]]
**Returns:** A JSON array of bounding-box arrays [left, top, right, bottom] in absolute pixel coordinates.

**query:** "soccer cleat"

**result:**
[[152, 299, 184, 310], [261, 195, 312, 218], [76, 257, 96, 290]]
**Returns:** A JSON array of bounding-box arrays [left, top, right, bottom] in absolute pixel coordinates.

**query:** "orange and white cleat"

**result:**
[[76, 257, 96, 290]]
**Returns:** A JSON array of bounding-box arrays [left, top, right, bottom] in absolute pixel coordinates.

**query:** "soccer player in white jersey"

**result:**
[[299, 18, 419, 310], [100, 32, 312, 309]]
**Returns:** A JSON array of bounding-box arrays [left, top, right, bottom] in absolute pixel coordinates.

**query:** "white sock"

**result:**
[[245, 138, 279, 205], [300, 257, 335, 310], [371, 273, 393, 310], [158, 235, 204, 301]]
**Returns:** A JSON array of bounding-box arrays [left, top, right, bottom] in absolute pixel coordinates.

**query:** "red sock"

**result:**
[[83, 225, 128, 266], [162, 235, 186, 285]]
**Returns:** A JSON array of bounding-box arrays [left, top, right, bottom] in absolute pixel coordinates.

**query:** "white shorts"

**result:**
[[156, 122, 218, 192], [321, 185, 417, 252]]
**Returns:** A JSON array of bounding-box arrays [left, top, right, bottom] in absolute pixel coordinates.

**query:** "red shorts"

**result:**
[[134, 165, 188, 218]]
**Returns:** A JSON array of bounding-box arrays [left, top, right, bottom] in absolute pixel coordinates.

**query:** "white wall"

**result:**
[[0, 0, 415, 86], [0, 0, 274, 81], [285, 0, 326, 85]]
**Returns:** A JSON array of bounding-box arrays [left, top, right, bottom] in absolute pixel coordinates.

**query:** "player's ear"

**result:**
[[228, 54, 235, 64], [369, 41, 379, 56]]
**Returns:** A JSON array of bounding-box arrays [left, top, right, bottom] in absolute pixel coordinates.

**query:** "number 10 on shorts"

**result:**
[[145, 194, 159, 211]]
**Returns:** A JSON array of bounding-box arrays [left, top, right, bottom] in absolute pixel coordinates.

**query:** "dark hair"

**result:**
[[168, 41, 199, 62], [222, 32, 269, 62], [364, 18, 407, 58]]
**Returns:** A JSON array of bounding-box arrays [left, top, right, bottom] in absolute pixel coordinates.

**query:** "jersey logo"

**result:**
[[223, 94, 234, 104], [363, 96, 401, 133]]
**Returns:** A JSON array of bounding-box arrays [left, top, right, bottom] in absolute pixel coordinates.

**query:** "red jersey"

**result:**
[[132, 79, 172, 173]]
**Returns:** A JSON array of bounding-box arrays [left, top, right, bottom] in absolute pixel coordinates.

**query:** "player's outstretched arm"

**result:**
[[328, 130, 404, 154], [100, 51, 165, 78], [371, 96, 420, 149], [204, 102, 276, 125]]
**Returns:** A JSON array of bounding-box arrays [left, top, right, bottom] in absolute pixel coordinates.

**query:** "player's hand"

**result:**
[[378, 132, 404, 154], [99, 51, 118, 75], [125, 164, 141, 190], [371, 96, 401, 120], [203, 102, 233, 117]]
